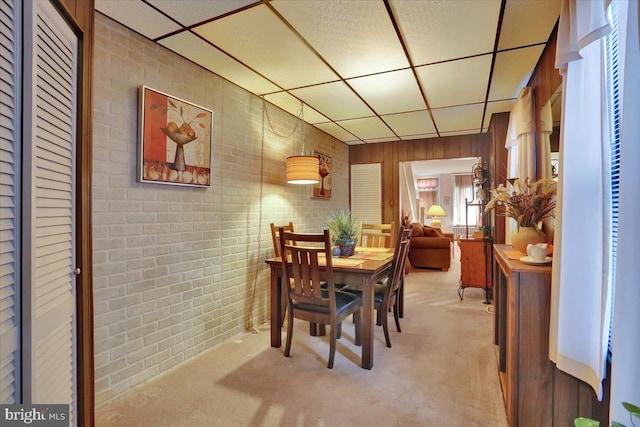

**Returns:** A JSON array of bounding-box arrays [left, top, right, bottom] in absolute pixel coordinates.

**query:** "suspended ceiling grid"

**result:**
[[96, 0, 561, 145]]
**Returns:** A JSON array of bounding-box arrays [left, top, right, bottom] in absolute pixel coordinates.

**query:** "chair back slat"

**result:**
[[359, 222, 396, 248], [280, 230, 335, 311], [270, 222, 294, 257], [385, 226, 413, 298]]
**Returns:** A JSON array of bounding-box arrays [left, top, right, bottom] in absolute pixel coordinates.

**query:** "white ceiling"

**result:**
[[96, 0, 561, 145]]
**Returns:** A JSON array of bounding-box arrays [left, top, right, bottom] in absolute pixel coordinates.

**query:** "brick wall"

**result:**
[[92, 14, 349, 405]]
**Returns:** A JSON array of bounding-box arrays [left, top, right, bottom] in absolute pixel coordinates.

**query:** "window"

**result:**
[[417, 177, 438, 221], [453, 175, 476, 226]]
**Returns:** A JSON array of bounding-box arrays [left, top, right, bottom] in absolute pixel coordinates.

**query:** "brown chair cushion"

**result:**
[[423, 225, 444, 237], [410, 223, 424, 238]]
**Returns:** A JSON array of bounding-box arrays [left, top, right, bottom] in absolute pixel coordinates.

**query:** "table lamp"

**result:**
[[426, 204, 447, 228]]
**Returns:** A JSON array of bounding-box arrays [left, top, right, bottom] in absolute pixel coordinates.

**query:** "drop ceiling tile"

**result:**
[[290, 81, 374, 121], [431, 104, 484, 134], [95, 0, 181, 39], [440, 129, 483, 136], [482, 99, 516, 131], [390, 0, 501, 65], [271, 0, 409, 78], [147, 0, 260, 26], [347, 69, 426, 115], [382, 110, 435, 136], [498, 0, 561, 50], [336, 117, 395, 140], [159, 32, 280, 95], [488, 45, 545, 101], [314, 122, 358, 142], [364, 136, 401, 143], [401, 133, 438, 141], [193, 5, 339, 89], [263, 92, 329, 124], [417, 54, 492, 108]]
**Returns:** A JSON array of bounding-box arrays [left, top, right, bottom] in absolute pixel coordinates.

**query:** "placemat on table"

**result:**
[[350, 251, 393, 261], [330, 258, 366, 267], [355, 247, 390, 253]]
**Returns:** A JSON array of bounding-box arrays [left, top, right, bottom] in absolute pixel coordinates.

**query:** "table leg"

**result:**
[[361, 277, 374, 370], [270, 269, 282, 347]]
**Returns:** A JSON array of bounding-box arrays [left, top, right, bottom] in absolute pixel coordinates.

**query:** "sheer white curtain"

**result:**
[[453, 175, 475, 226], [610, 0, 640, 421], [505, 86, 537, 181], [504, 86, 537, 242], [549, 0, 612, 399]]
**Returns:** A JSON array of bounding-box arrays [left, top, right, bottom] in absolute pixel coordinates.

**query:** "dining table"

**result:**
[[264, 247, 395, 370]]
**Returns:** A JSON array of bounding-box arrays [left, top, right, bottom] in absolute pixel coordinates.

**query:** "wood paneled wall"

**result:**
[[488, 112, 510, 244], [55, 0, 95, 425], [349, 133, 492, 228], [528, 24, 562, 178]]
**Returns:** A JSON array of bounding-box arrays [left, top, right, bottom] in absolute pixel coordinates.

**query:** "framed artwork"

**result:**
[[138, 86, 213, 187], [312, 151, 332, 199]]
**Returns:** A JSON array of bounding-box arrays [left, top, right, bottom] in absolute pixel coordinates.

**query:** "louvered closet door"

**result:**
[[0, 0, 21, 404], [22, 0, 78, 420], [351, 163, 382, 224]]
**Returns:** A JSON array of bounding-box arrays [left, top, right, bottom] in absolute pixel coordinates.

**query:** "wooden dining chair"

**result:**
[[279, 228, 362, 368], [342, 225, 412, 348], [359, 222, 396, 248], [270, 222, 294, 328], [270, 222, 294, 257]]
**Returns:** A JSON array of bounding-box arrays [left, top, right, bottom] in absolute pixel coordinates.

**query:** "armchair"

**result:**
[[407, 223, 453, 271]]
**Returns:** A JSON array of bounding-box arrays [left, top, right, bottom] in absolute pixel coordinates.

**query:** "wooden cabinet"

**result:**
[[458, 237, 492, 302], [493, 244, 604, 427]]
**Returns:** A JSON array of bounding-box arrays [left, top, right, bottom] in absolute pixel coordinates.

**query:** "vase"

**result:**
[[511, 226, 545, 254]]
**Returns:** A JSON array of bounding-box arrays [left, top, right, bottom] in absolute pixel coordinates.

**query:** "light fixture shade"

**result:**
[[426, 204, 447, 217], [286, 155, 319, 184]]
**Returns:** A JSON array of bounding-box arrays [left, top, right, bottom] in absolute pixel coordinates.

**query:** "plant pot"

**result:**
[[339, 241, 357, 257], [511, 226, 545, 254]]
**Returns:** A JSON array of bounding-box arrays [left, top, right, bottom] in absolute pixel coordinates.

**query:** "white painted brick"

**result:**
[[156, 334, 182, 352], [142, 348, 171, 369], [93, 13, 349, 403]]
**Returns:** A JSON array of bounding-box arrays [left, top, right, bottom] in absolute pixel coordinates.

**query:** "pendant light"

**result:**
[[286, 103, 319, 184]]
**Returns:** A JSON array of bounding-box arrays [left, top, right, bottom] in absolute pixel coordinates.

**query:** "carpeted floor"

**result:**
[[96, 248, 507, 426]]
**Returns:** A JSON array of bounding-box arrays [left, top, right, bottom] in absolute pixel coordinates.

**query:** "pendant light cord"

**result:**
[[247, 98, 270, 332], [263, 100, 306, 155]]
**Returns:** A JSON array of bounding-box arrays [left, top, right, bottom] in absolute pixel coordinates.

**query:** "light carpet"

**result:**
[[96, 249, 507, 426]]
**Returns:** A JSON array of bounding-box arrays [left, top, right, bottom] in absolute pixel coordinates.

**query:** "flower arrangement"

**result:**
[[484, 178, 557, 227]]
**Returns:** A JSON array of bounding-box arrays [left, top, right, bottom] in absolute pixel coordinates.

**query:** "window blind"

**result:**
[[604, 0, 620, 362]]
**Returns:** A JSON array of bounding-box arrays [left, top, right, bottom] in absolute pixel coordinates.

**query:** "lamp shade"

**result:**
[[286, 155, 319, 184], [426, 204, 447, 217], [426, 204, 447, 228]]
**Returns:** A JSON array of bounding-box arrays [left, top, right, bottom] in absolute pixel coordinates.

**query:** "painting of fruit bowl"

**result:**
[[138, 86, 213, 187]]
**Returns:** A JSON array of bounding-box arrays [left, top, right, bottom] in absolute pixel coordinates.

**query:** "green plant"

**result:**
[[326, 209, 360, 246], [575, 402, 640, 427]]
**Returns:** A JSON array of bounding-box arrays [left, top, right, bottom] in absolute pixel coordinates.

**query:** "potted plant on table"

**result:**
[[326, 209, 360, 257]]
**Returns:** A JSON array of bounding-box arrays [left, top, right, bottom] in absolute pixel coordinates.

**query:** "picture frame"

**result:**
[[312, 151, 332, 199], [138, 86, 213, 187]]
